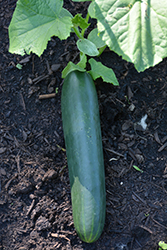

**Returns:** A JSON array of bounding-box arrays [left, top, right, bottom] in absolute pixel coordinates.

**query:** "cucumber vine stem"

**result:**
[[73, 26, 83, 39], [81, 13, 90, 37], [72, 12, 107, 65], [98, 45, 107, 56]]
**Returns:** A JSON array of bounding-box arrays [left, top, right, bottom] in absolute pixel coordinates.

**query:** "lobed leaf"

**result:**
[[88, 58, 119, 85], [72, 14, 90, 29], [94, 0, 167, 72], [9, 0, 73, 56], [62, 61, 86, 79], [77, 53, 87, 68]]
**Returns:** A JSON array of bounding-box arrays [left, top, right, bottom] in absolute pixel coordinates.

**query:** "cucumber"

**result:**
[[61, 70, 106, 243]]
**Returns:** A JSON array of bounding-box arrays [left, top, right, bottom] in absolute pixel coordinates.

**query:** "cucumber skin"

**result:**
[[61, 71, 106, 243]]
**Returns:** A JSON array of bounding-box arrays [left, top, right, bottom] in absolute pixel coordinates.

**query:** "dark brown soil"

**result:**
[[0, 1, 167, 249]]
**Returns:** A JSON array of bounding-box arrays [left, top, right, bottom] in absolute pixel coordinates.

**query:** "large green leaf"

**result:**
[[94, 0, 167, 72], [9, 0, 72, 56]]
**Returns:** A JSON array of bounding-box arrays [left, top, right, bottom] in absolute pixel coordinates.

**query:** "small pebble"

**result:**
[[51, 64, 61, 72], [33, 144, 38, 150]]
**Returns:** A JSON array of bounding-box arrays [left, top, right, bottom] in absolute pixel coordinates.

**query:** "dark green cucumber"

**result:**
[[61, 70, 106, 243]]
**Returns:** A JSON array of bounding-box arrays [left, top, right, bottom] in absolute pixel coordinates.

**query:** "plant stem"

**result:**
[[81, 13, 90, 37], [98, 45, 107, 56], [85, 12, 90, 23], [73, 26, 83, 39]]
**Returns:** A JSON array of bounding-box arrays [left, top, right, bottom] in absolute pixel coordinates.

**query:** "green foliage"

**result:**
[[159, 241, 167, 250], [88, 58, 119, 85], [8, 0, 167, 82], [88, 1, 96, 18], [62, 61, 86, 79], [87, 28, 105, 49], [72, 14, 90, 29], [72, 0, 92, 1], [62, 53, 87, 78], [77, 39, 99, 56], [94, 0, 167, 72], [132, 165, 143, 173], [9, 0, 73, 56], [77, 53, 87, 69], [16, 63, 22, 70]]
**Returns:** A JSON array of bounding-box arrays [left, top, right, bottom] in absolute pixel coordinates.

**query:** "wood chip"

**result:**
[[161, 135, 167, 144], [152, 218, 167, 230], [39, 93, 56, 100], [154, 131, 161, 144], [127, 140, 135, 148], [14, 136, 20, 147], [42, 169, 57, 181], [26, 199, 35, 216], [118, 143, 127, 150], [128, 86, 133, 100], [32, 75, 48, 84], [53, 243, 62, 248], [158, 141, 167, 152], [139, 225, 153, 234], [0, 147, 6, 154], [132, 192, 147, 205], [122, 120, 131, 131], [128, 148, 136, 161], [51, 233, 70, 241], [5, 173, 18, 190], [22, 130, 28, 142], [0, 168, 6, 175], [19, 56, 31, 64], [15, 155, 21, 173], [135, 154, 144, 164], [105, 148, 124, 158], [19, 92, 26, 111], [51, 64, 61, 72]]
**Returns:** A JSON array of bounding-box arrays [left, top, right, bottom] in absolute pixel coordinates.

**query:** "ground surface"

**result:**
[[0, 1, 167, 249]]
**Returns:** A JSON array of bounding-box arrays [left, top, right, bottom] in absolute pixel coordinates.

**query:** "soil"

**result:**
[[0, 1, 167, 249]]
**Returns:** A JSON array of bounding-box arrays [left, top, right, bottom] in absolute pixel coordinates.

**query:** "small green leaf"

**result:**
[[72, 14, 90, 30], [133, 165, 143, 173], [88, 28, 106, 48], [77, 39, 99, 56], [55, 87, 59, 94], [77, 53, 87, 68], [158, 241, 167, 250], [88, 58, 119, 85], [62, 61, 86, 79], [16, 63, 22, 69], [88, 1, 96, 19]]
